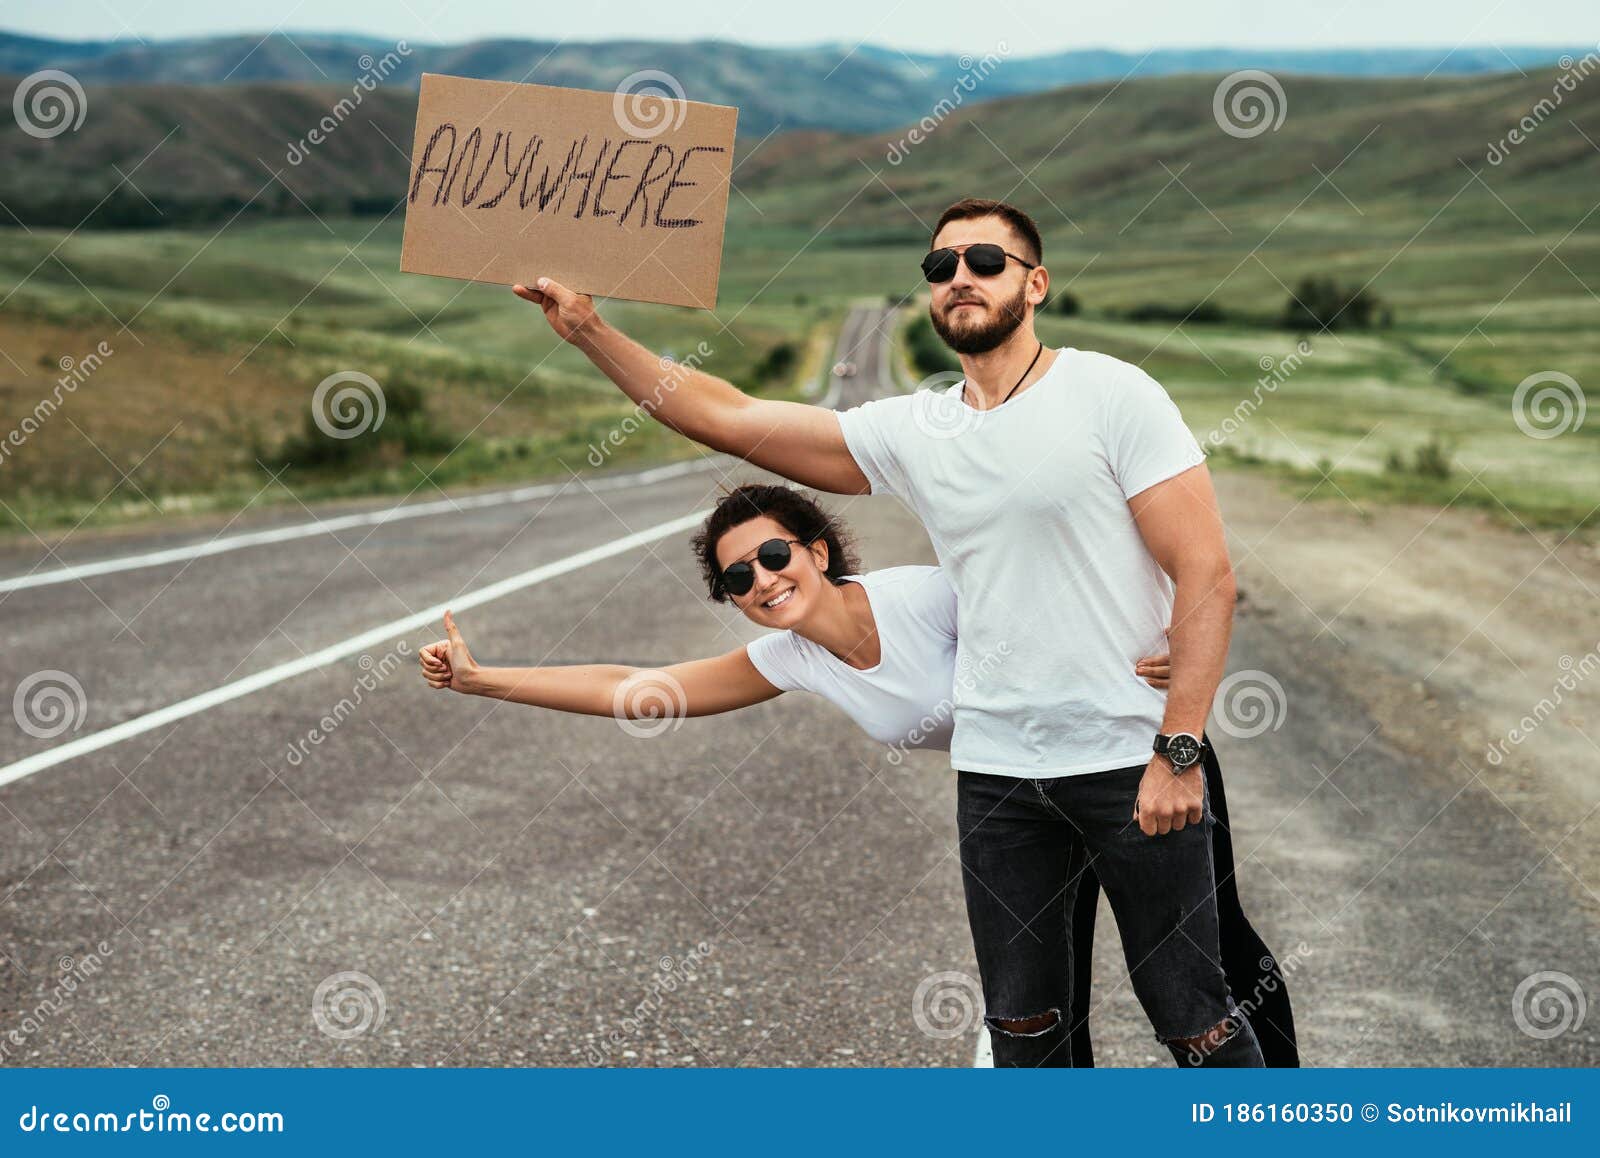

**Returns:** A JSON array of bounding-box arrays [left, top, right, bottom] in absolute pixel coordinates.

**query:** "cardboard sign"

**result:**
[[400, 73, 738, 309]]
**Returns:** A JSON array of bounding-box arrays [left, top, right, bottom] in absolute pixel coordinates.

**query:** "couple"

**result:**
[[422, 197, 1298, 1067]]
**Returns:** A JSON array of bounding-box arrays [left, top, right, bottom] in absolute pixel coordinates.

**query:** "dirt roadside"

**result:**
[[1213, 468, 1600, 902]]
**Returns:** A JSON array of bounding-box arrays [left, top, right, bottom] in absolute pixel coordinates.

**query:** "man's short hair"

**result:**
[[931, 198, 1043, 266]]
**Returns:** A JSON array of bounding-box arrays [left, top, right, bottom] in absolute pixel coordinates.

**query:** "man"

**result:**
[[513, 197, 1263, 1068]]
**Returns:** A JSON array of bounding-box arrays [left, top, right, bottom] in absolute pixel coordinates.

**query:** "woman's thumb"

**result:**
[[444, 609, 464, 640]]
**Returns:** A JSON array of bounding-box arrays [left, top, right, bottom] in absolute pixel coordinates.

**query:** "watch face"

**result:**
[[1168, 734, 1201, 766]]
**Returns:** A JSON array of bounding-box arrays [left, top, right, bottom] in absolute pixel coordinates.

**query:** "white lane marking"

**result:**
[[0, 510, 711, 789], [975, 1027, 994, 1067], [0, 457, 728, 594]]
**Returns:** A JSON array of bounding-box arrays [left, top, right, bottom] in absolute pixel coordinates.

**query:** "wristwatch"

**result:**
[[1153, 732, 1205, 772]]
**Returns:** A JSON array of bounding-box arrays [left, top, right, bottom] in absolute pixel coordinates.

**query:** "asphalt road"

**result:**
[[1, 308, 1594, 1067]]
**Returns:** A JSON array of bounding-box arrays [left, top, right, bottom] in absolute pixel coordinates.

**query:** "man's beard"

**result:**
[[930, 281, 1029, 355]]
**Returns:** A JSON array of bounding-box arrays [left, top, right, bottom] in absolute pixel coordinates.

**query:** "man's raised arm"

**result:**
[[514, 278, 870, 495]]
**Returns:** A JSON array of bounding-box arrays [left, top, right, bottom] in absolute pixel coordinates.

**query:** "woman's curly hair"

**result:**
[[691, 483, 860, 602]]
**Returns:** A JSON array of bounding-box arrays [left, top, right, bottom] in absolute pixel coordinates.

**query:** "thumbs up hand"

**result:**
[[419, 609, 482, 694]]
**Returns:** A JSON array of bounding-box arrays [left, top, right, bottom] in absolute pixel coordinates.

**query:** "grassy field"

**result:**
[[1, 65, 1595, 538], [0, 217, 844, 535]]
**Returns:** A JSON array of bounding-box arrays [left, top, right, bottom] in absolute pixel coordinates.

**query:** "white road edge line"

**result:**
[[0, 457, 728, 594], [0, 509, 711, 790]]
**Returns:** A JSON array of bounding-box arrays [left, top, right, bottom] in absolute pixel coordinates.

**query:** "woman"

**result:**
[[420, 483, 1298, 1066]]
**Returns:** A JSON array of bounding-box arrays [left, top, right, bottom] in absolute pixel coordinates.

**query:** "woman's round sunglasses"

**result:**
[[718, 538, 807, 598], [921, 242, 1037, 284]]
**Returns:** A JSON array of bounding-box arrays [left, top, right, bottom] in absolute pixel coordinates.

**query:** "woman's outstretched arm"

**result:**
[[420, 610, 784, 719]]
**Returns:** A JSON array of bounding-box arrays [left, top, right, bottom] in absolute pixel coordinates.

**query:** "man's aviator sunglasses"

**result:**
[[921, 242, 1037, 284], [718, 538, 808, 598]]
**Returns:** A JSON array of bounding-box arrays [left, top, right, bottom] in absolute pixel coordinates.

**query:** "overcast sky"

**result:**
[[5, 0, 1594, 53]]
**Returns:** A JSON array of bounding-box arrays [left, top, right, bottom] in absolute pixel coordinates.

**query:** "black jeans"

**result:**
[[1063, 742, 1300, 1067], [956, 751, 1268, 1068]]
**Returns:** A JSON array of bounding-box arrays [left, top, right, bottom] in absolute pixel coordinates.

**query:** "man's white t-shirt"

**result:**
[[745, 565, 958, 753], [835, 346, 1206, 778]]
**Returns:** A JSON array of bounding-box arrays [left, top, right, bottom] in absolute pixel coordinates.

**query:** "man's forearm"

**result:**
[[573, 317, 750, 453], [1159, 559, 1236, 738]]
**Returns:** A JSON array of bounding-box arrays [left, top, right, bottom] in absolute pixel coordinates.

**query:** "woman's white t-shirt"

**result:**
[[744, 565, 959, 754]]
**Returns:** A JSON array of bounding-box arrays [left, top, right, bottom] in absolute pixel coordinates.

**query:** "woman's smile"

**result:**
[[761, 586, 796, 610]]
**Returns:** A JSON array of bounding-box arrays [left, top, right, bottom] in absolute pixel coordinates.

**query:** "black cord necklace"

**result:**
[[977, 340, 1045, 410]]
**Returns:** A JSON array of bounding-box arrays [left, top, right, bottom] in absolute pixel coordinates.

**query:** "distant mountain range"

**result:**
[[2, 57, 1593, 237], [1, 30, 1588, 135]]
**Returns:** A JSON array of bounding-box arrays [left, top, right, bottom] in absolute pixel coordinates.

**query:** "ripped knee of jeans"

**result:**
[[1161, 1014, 1244, 1064], [986, 1008, 1062, 1038]]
